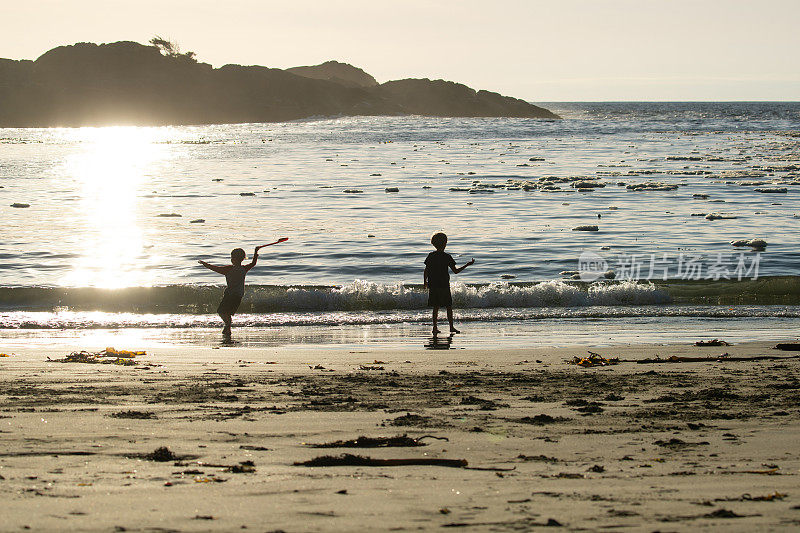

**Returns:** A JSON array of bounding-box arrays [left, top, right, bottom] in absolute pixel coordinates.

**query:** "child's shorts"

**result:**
[[217, 290, 243, 316], [427, 286, 453, 308]]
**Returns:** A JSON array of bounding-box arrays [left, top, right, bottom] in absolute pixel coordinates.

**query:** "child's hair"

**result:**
[[431, 232, 448, 250], [231, 248, 246, 263]]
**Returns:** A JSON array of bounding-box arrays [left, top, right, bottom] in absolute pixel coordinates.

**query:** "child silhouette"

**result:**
[[199, 240, 285, 337], [423, 232, 474, 334]]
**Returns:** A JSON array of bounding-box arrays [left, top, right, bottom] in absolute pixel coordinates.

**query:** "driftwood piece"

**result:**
[[294, 454, 467, 468], [307, 434, 447, 448], [293, 454, 514, 471]]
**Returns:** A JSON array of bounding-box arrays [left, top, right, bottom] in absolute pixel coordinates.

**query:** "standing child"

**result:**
[[199, 241, 282, 337], [423, 232, 475, 334]]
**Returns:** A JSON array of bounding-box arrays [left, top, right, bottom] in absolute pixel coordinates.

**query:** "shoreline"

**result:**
[[1, 311, 798, 354], [2, 339, 799, 530]]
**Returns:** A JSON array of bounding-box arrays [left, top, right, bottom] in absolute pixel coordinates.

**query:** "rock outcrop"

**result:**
[[286, 60, 378, 89]]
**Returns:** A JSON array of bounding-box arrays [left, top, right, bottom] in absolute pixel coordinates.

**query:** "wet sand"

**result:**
[[2, 340, 800, 531]]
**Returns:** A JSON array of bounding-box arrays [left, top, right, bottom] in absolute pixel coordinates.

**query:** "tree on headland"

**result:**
[[149, 36, 197, 62]]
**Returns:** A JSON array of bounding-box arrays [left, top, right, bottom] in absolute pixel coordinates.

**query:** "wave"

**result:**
[[1, 276, 798, 315]]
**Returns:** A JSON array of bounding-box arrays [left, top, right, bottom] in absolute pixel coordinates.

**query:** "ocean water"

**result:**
[[1, 102, 799, 339]]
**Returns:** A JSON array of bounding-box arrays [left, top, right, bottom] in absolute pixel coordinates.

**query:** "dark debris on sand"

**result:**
[[142, 446, 177, 462], [515, 414, 570, 425], [307, 434, 447, 448], [110, 410, 156, 419], [127, 446, 197, 462], [387, 413, 435, 427]]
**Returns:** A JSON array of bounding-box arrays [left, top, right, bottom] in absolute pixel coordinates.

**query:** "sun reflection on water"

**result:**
[[60, 127, 169, 288]]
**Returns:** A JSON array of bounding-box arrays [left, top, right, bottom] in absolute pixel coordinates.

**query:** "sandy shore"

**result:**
[[2, 339, 800, 531]]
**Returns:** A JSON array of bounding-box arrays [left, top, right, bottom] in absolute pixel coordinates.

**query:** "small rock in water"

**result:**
[[190, 219, 205, 224], [239, 192, 256, 196], [754, 187, 787, 193], [731, 238, 767, 249], [501, 274, 516, 279], [572, 225, 599, 231], [422, 186, 431, 189], [211, 178, 223, 182], [600, 246, 611, 250], [705, 213, 737, 220], [157, 213, 182, 217], [572, 181, 606, 189], [529, 157, 545, 161], [10, 203, 30, 208], [367, 234, 375, 238], [370, 173, 382, 176], [626, 182, 679, 191], [384, 187, 399, 192], [693, 193, 709, 199], [343, 189, 363, 194]]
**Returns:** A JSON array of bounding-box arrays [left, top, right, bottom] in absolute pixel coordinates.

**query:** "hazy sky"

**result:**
[[2, 0, 798, 101]]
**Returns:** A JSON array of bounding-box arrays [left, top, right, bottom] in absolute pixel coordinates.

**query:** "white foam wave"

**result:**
[[250, 279, 670, 311]]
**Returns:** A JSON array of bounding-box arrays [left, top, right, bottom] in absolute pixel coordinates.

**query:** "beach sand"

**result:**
[[2, 339, 800, 531]]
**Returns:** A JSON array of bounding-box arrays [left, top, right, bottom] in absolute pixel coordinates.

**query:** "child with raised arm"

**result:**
[[423, 232, 475, 334], [199, 245, 269, 337]]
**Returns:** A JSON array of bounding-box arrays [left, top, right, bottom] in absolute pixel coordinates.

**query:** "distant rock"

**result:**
[[572, 225, 599, 231]]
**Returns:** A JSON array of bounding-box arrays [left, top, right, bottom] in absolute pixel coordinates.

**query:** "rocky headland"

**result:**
[[0, 41, 559, 127]]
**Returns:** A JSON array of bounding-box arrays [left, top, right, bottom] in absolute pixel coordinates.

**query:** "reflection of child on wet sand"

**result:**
[[199, 239, 286, 336], [423, 232, 474, 334]]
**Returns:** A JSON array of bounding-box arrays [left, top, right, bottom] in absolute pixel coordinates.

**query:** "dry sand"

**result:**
[[2, 339, 800, 531]]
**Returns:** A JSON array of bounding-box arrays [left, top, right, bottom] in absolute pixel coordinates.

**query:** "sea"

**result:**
[[1, 102, 799, 349]]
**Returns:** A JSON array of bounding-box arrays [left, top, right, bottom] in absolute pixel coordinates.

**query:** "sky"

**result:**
[[1, 0, 798, 101]]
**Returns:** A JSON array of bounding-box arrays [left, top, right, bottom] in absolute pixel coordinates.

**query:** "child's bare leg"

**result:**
[[219, 311, 232, 335], [447, 307, 459, 333], [431, 307, 440, 334]]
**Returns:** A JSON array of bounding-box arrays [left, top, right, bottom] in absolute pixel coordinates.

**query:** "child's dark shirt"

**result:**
[[424, 250, 456, 288]]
